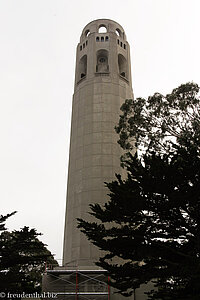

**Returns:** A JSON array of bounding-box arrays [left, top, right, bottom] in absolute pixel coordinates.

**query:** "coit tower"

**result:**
[[63, 19, 133, 268]]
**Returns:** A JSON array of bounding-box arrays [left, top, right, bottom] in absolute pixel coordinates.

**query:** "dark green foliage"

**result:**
[[78, 150, 200, 299], [78, 83, 200, 299], [0, 214, 57, 293], [115, 82, 200, 157], [0, 212, 16, 232]]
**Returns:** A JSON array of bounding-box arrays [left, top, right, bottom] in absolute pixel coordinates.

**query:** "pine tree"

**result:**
[[0, 213, 57, 293]]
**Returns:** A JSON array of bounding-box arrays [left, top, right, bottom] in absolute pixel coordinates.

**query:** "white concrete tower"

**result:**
[[63, 19, 133, 268]]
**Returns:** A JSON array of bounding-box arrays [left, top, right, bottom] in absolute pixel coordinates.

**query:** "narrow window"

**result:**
[[118, 54, 128, 79], [83, 43, 85, 48], [86, 40, 88, 46], [78, 55, 87, 81], [96, 49, 109, 73], [80, 45, 82, 51], [124, 44, 126, 49], [101, 36, 104, 42], [105, 36, 109, 41], [120, 42, 122, 47], [117, 39, 119, 44], [96, 37, 99, 42]]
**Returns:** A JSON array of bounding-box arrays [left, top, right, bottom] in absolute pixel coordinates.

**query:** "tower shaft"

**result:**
[[63, 19, 133, 268]]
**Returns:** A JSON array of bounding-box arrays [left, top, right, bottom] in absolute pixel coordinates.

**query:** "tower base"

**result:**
[[42, 267, 109, 300], [42, 265, 152, 300]]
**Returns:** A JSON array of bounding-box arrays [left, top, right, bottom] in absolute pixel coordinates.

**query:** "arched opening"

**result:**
[[118, 54, 127, 79], [116, 28, 121, 37], [98, 25, 107, 33], [96, 49, 109, 73], [85, 29, 90, 37], [101, 36, 104, 42], [96, 37, 99, 42], [78, 55, 87, 81]]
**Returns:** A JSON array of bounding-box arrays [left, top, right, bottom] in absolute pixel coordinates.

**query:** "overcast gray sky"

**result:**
[[0, 0, 199, 262]]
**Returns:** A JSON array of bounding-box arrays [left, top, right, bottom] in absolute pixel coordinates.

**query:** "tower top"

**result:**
[[80, 19, 127, 42], [75, 18, 132, 87]]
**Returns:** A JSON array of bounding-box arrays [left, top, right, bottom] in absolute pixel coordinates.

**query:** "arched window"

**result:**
[[96, 49, 109, 73], [101, 36, 104, 42], [85, 29, 90, 37], [105, 36, 109, 41], [98, 25, 107, 33], [96, 37, 99, 42], [116, 28, 121, 37], [80, 45, 82, 51], [118, 54, 127, 79], [78, 55, 87, 81]]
